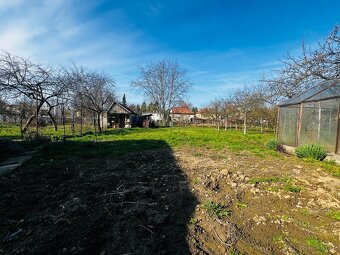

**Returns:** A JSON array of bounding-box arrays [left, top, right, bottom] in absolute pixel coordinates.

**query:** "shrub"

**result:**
[[295, 144, 327, 161], [266, 139, 283, 151]]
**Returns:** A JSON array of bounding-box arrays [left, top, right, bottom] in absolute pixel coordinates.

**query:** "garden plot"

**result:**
[[0, 128, 339, 254]]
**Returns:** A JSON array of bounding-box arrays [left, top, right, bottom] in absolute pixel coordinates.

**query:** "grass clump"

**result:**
[[266, 139, 282, 151], [236, 201, 248, 209], [284, 185, 302, 193], [189, 217, 199, 224], [202, 200, 231, 218], [327, 210, 340, 221], [295, 144, 327, 161], [306, 237, 328, 254], [272, 234, 284, 242]]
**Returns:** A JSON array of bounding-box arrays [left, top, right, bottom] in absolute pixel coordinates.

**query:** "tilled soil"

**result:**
[[0, 145, 339, 255]]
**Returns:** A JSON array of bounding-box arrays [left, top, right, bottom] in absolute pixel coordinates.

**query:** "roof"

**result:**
[[197, 108, 211, 114], [107, 101, 137, 114], [171, 106, 194, 114], [278, 80, 340, 107]]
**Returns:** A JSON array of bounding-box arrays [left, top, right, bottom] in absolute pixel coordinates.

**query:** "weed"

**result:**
[[189, 217, 199, 224], [295, 144, 327, 161], [267, 186, 280, 192], [202, 200, 231, 218], [192, 178, 200, 184], [236, 201, 247, 209], [284, 185, 302, 193], [272, 234, 284, 242], [229, 249, 245, 255], [266, 139, 282, 151], [306, 237, 328, 254], [300, 208, 311, 216], [327, 210, 340, 221]]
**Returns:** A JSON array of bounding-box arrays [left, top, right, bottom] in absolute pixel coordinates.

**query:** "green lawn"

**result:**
[[69, 127, 277, 157], [1, 125, 340, 177]]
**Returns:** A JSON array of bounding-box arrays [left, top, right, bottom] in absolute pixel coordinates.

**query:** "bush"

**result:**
[[295, 144, 327, 161], [266, 139, 282, 151]]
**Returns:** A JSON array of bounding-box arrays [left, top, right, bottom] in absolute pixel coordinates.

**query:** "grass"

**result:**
[[1, 126, 277, 157], [2, 125, 340, 178], [272, 234, 284, 242], [202, 200, 231, 218], [284, 185, 302, 193], [306, 237, 328, 254], [236, 201, 248, 209], [299, 208, 312, 216], [189, 217, 199, 225], [295, 144, 327, 161], [327, 210, 340, 221]]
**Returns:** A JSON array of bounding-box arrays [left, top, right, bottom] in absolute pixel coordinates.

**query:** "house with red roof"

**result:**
[[170, 106, 195, 124]]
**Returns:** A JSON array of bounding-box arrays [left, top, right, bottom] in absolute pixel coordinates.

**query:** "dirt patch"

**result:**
[[0, 143, 339, 254], [0, 146, 197, 254], [179, 147, 340, 254]]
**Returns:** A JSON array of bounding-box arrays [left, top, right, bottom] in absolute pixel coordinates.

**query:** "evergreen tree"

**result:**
[[141, 101, 147, 113], [122, 94, 127, 105]]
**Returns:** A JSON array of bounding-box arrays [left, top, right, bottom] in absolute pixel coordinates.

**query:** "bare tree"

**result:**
[[67, 65, 115, 132], [131, 60, 192, 126], [233, 85, 265, 134], [0, 51, 68, 134], [263, 25, 340, 104], [205, 98, 224, 129]]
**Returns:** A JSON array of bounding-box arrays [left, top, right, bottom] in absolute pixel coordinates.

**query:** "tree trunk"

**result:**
[[22, 101, 44, 133], [47, 108, 58, 131], [243, 113, 247, 135], [97, 113, 102, 132]]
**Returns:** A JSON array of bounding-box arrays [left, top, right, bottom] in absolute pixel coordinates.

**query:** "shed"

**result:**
[[277, 80, 340, 153], [104, 102, 137, 128]]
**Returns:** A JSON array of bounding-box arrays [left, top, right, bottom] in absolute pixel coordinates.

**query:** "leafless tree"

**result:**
[[131, 60, 192, 126], [233, 85, 265, 134], [0, 51, 68, 134], [263, 25, 340, 104], [205, 98, 224, 129], [67, 65, 115, 132]]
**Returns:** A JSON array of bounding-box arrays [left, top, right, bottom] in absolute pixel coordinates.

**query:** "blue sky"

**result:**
[[0, 0, 339, 106]]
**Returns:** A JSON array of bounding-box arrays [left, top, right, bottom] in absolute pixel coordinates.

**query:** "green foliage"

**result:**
[[202, 200, 231, 218], [189, 217, 199, 224], [229, 250, 246, 255], [284, 185, 302, 193], [295, 144, 327, 161], [272, 234, 284, 242], [299, 208, 311, 216], [327, 210, 340, 221], [236, 200, 247, 209], [266, 139, 281, 151], [306, 237, 328, 254]]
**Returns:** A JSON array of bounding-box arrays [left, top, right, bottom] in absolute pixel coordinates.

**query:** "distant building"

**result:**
[[101, 101, 138, 129], [170, 106, 195, 124], [196, 108, 213, 121]]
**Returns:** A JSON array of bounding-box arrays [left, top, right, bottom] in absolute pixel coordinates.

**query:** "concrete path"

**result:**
[[0, 149, 38, 176]]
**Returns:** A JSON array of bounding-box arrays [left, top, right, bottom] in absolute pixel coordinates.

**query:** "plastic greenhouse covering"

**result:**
[[278, 80, 340, 153]]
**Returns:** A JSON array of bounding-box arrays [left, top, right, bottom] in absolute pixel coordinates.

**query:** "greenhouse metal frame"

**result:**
[[277, 80, 340, 153]]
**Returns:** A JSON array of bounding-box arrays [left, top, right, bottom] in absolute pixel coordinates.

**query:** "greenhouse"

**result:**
[[277, 80, 340, 153]]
